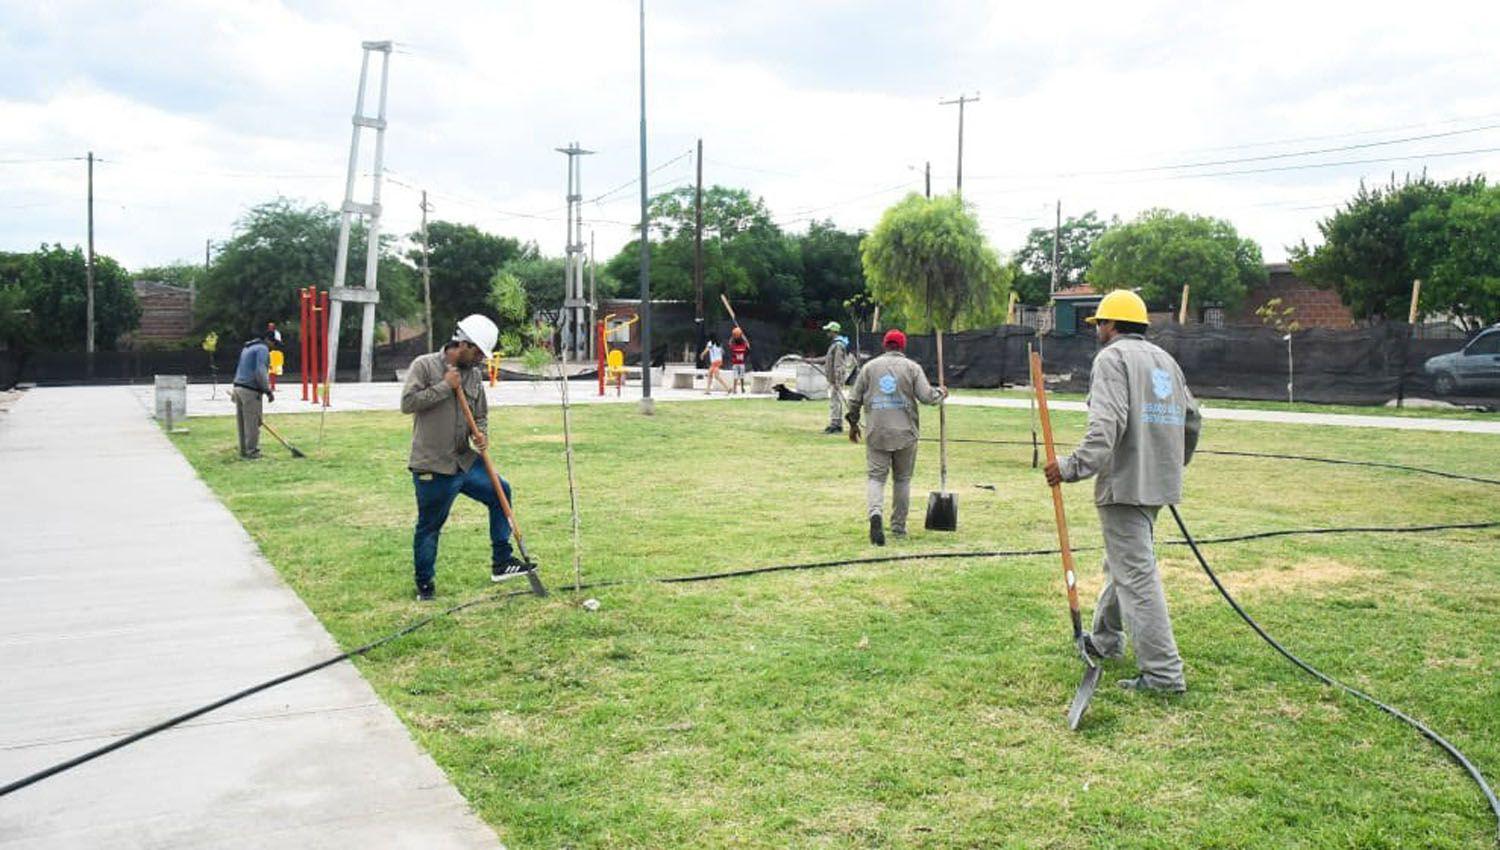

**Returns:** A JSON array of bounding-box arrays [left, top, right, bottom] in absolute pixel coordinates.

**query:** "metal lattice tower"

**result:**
[[556, 143, 594, 362], [327, 40, 392, 386]]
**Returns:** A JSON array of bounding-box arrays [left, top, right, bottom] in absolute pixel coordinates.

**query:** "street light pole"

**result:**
[[638, 0, 653, 413]]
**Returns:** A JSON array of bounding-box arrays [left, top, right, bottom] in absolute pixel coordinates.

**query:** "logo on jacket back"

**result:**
[[1151, 367, 1173, 400], [878, 374, 898, 395]]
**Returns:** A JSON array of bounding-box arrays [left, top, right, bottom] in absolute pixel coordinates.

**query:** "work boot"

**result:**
[[889, 525, 907, 538], [823, 424, 843, 434], [1117, 676, 1186, 694], [1080, 634, 1121, 662], [492, 556, 534, 582], [869, 515, 885, 546], [416, 582, 436, 601]]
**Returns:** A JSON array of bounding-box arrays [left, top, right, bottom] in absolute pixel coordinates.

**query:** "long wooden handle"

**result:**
[[936, 328, 948, 491], [453, 378, 525, 546], [719, 293, 739, 326], [1030, 352, 1084, 637]]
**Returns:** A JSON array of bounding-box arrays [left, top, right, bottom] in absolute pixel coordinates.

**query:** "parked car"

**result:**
[[1425, 325, 1500, 395]]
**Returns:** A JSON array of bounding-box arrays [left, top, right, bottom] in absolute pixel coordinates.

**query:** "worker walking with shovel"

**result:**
[[846, 328, 946, 545], [1043, 290, 1201, 693], [401, 314, 532, 601]]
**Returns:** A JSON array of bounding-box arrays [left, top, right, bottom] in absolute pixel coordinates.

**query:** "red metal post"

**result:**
[[597, 320, 606, 397]]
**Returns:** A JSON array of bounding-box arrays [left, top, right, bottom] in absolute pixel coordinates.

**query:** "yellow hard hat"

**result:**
[[1087, 289, 1149, 325]]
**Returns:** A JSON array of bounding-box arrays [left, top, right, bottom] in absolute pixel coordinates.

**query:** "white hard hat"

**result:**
[[454, 314, 499, 358]]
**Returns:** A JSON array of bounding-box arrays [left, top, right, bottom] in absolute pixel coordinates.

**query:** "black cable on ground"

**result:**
[[1168, 505, 1500, 843], [0, 588, 530, 800]]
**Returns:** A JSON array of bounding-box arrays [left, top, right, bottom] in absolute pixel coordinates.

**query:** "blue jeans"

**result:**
[[412, 463, 513, 587]]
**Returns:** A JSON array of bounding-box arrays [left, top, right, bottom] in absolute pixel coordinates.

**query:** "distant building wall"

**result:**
[[1229, 263, 1354, 329], [128, 281, 193, 345]]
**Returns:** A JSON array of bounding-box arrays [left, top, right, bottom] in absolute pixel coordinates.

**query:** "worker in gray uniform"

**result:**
[[811, 321, 851, 433], [846, 328, 946, 545], [1045, 289, 1202, 693]]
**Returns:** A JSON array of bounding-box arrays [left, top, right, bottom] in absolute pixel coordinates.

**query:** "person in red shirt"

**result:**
[[728, 327, 751, 394]]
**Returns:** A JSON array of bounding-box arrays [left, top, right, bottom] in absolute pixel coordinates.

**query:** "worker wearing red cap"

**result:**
[[845, 328, 946, 545]]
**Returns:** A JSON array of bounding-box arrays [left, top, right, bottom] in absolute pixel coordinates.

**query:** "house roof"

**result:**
[[1051, 284, 1099, 300]]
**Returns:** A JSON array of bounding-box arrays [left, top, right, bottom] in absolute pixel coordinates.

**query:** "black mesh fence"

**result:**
[[5, 321, 1496, 408]]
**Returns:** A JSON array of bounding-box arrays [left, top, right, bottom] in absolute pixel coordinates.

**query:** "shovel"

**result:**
[[454, 380, 548, 598], [924, 328, 957, 531], [1029, 351, 1100, 730], [260, 420, 306, 458]]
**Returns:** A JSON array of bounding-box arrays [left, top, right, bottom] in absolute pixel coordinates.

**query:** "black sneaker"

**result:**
[[492, 556, 534, 582], [823, 424, 844, 434], [416, 582, 436, 601], [869, 515, 885, 546]]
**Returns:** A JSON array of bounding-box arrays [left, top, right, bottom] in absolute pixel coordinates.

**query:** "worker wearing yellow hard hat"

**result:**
[[1044, 286, 1202, 694]]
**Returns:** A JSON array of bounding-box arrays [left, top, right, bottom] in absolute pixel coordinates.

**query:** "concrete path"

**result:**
[[0, 387, 501, 849], [132, 375, 1500, 435]]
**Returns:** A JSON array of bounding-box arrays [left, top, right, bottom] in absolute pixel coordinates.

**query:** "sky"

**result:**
[[4, 0, 1500, 273]]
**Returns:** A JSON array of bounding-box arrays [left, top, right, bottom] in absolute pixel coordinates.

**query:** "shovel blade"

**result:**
[[924, 491, 958, 531], [1066, 665, 1102, 731]]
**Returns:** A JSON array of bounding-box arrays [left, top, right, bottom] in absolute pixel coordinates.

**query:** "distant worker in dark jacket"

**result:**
[[231, 330, 274, 459], [400, 314, 530, 601], [845, 329, 946, 545], [1044, 289, 1202, 693]]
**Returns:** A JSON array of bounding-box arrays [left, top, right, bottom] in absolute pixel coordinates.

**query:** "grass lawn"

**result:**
[[172, 399, 1500, 848], [955, 387, 1499, 420]]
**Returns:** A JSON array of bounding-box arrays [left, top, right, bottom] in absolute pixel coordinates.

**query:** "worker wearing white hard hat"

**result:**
[[400, 314, 527, 600]]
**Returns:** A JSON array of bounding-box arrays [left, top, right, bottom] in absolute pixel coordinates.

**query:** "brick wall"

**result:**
[[1228, 264, 1354, 329], [130, 281, 193, 344]]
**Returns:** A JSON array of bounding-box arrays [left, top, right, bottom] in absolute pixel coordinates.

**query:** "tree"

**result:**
[[135, 262, 205, 292], [197, 198, 417, 341], [1089, 208, 1264, 312], [1008, 211, 1111, 305], [861, 193, 1009, 333], [1290, 174, 1486, 321], [15, 244, 140, 350], [416, 221, 525, 335], [799, 220, 867, 323], [487, 270, 530, 356], [1405, 184, 1500, 330]]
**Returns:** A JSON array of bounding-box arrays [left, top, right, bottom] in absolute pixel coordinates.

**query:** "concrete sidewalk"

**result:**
[[0, 387, 501, 849]]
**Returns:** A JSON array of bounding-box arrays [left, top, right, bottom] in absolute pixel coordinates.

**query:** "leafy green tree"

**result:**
[[798, 219, 867, 323], [1290, 174, 1486, 321], [861, 193, 1009, 333], [604, 185, 805, 321], [1089, 208, 1264, 312], [1008, 211, 1111, 305], [415, 221, 525, 335], [197, 198, 417, 341], [13, 244, 140, 350], [487, 270, 530, 355], [1406, 184, 1500, 330], [135, 262, 205, 291], [0, 252, 30, 349]]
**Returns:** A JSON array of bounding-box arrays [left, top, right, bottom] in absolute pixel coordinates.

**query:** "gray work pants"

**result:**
[[232, 386, 263, 458], [828, 382, 845, 427], [866, 442, 917, 531], [1089, 503, 1185, 690]]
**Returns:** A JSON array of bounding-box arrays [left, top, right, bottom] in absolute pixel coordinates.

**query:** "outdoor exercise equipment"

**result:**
[[1030, 350, 1100, 730], [299, 287, 329, 404]]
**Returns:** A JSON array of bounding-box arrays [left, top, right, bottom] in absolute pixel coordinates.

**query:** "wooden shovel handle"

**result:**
[[453, 378, 524, 544], [1030, 352, 1085, 633]]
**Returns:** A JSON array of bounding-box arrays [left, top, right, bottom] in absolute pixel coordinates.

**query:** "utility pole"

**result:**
[[420, 190, 433, 351], [924, 161, 931, 199], [638, 0, 653, 412], [588, 230, 597, 362], [556, 142, 594, 362], [1050, 200, 1061, 295], [939, 93, 979, 198], [86, 151, 95, 354], [694, 137, 704, 353]]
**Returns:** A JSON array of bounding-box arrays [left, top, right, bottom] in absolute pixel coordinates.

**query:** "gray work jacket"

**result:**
[[847, 351, 944, 451], [401, 351, 488, 475], [823, 338, 848, 383], [1058, 335, 1202, 506]]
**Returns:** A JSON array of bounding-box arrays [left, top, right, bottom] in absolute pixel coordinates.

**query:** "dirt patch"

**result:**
[[1165, 556, 1365, 597]]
